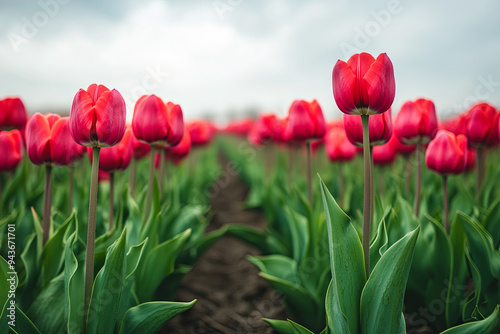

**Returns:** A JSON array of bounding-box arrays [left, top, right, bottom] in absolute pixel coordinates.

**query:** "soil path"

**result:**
[[163, 157, 287, 333]]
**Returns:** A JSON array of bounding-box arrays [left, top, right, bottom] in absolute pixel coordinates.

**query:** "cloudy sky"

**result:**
[[0, 0, 499, 123]]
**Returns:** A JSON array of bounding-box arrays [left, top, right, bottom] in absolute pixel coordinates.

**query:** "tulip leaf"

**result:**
[[462, 249, 482, 322], [10, 306, 41, 334], [248, 254, 299, 285], [360, 225, 420, 334], [63, 229, 85, 333], [440, 305, 500, 333], [1, 255, 18, 333], [369, 213, 389, 272], [119, 300, 196, 334], [27, 274, 65, 333], [319, 176, 365, 334], [483, 199, 500, 249]]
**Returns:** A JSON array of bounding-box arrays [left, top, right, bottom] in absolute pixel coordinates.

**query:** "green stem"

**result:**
[[361, 114, 371, 278], [109, 171, 114, 231], [288, 146, 295, 190], [414, 144, 422, 217], [338, 164, 344, 208], [129, 158, 136, 196], [404, 155, 411, 197], [476, 147, 485, 195], [442, 175, 449, 234], [158, 148, 165, 194], [68, 164, 74, 215], [42, 165, 53, 246], [84, 147, 100, 330], [143, 145, 156, 226], [306, 141, 312, 206], [370, 146, 374, 226]]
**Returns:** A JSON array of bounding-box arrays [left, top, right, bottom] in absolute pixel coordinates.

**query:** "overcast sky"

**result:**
[[1, 0, 499, 123]]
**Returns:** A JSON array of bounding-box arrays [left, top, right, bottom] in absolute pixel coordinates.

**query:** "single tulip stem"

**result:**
[[84, 146, 100, 330], [442, 175, 449, 234], [288, 145, 295, 190], [306, 141, 313, 206], [68, 164, 74, 215], [361, 114, 371, 279], [109, 171, 114, 231], [414, 144, 422, 217], [476, 147, 486, 194], [143, 145, 156, 226], [338, 164, 344, 208], [42, 165, 53, 246], [370, 146, 374, 225], [158, 148, 165, 194], [404, 155, 411, 197], [129, 158, 137, 196]]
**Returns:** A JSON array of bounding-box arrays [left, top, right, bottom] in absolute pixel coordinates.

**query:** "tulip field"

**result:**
[[1, 52, 500, 334]]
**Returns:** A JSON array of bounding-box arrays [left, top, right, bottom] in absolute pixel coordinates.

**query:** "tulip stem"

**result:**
[[158, 148, 165, 194], [109, 171, 114, 231], [68, 164, 74, 215], [442, 175, 449, 234], [361, 114, 371, 278], [84, 147, 100, 331], [129, 158, 136, 196], [288, 146, 295, 190], [338, 164, 344, 208], [404, 155, 411, 197], [42, 165, 53, 246], [370, 146, 374, 226], [476, 147, 486, 195], [306, 141, 313, 206], [143, 145, 156, 226], [414, 144, 422, 217]]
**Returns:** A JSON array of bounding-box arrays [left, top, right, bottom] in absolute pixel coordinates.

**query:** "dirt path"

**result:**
[[163, 158, 287, 333]]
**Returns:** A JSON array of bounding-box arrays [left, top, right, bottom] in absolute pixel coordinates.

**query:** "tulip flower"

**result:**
[[70, 83, 126, 328], [394, 98, 437, 217], [373, 135, 398, 166], [223, 118, 254, 136], [463, 102, 499, 192], [425, 130, 468, 233], [332, 52, 396, 278], [343, 111, 392, 147], [187, 120, 215, 147], [0, 130, 24, 172], [167, 128, 192, 164], [248, 114, 280, 146], [129, 127, 151, 195], [0, 97, 27, 130]]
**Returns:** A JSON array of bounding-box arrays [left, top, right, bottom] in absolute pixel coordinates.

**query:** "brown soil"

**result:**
[[162, 161, 287, 333]]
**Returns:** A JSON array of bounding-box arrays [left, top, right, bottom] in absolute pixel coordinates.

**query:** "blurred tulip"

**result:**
[[393, 138, 415, 155], [0, 130, 24, 172], [98, 169, 110, 182], [465, 147, 476, 172], [332, 52, 395, 115], [224, 118, 254, 136], [131, 128, 151, 160], [167, 128, 192, 163], [248, 114, 280, 145], [425, 130, 467, 175], [25, 113, 75, 166], [283, 100, 326, 141], [187, 120, 215, 147], [325, 126, 357, 162], [394, 98, 438, 145], [440, 114, 467, 135], [88, 127, 133, 172], [465, 102, 499, 148], [343, 110, 392, 147], [70, 84, 126, 148], [132, 95, 184, 146], [0, 97, 27, 130], [373, 135, 398, 166]]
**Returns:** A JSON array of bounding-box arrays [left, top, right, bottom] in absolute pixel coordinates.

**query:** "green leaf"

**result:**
[[11, 306, 41, 334], [119, 300, 196, 334], [483, 199, 500, 249], [27, 275, 65, 333], [440, 305, 500, 333], [64, 229, 85, 333], [0, 255, 18, 333], [369, 214, 389, 272], [360, 225, 420, 334], [319, 176, 365, 334], [248, 255, 299, 285]]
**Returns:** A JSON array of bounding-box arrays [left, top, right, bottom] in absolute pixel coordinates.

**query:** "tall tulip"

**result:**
[[25, 113, 76, 246], [463, 102, 499, 192], [394, 98, 438, 217], [425, 130, 468, 233], [283, 99, 326, 204], [0, 130, 24, 173], [70, 83, 126, 329], [0, 97, 27, 130], [332, 52, 395, 278]]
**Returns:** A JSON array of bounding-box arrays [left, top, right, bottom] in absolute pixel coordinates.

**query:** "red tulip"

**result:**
[[223, 118, 255, 136], [167, 128, 192, 164], [0, 97, 28, 130], [132, 95, 184, 147], [465, 147, 476, 172], [130, 126, 151, 159], [465, 102, 499, 147], [248, 114, 280, 145], [343, 110, 392, 147], [283, 99, 326, 141], [394, 98, 438, 145], [70, 84, 126, 148], [88, 127, 133, 172], [187, 120, 215, 147], [373, 135, 398, 166], [0, 130, 24, 172], [25, 113, 75, 166], [425, 130, 467, 175], [325, 126, 357, 162], [440, 114, 467, 136], [332, 53, 395, 115]]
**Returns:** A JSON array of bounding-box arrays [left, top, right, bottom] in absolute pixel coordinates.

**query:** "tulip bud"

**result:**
[[0, 97, 28, 130], [465, 102, 499, 148], [70, 84, 126, 148], [394, 98, 438, 145], [283, 99, 326, 141], [187, 120, 215, 147], [325, 126, 357, 162], [248, 114, 280, 146], [0, 130, 24, 172], [332, 53, 395, 115], [25, 113, 75, 166], [373, 135, 398, 166], [343, 110, 392, 147], [425, 130, 467, 175], [132, 95, 184, 147], [224, 118, 254, 136], [88, 127, 133, 172]]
